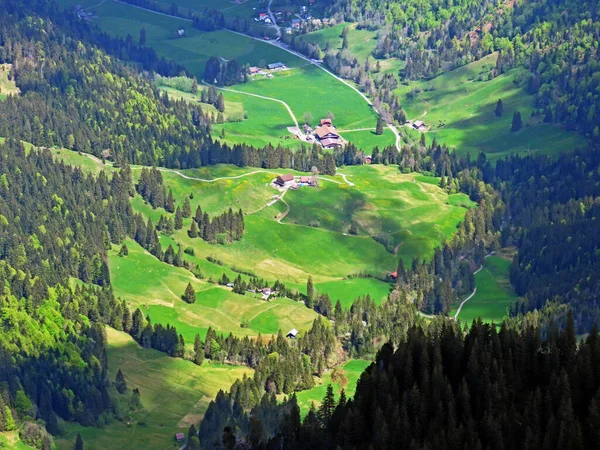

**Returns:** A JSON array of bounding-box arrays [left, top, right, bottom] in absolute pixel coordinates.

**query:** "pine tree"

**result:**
[[306, 276, 315, 307], [118, 243, 128, 257], [183, 197, 192, 218], [511, 110, 522, 132], [216, 93, 225, 113], [376, 116, 384, 135], [74, 433, 84, 450], [174, 206, 183, 230], [495, 99, 503, 117], [318, 385, 336, 426], [122, 301, 132, 332], [188, 220, 199, 238], [166, 189, 175, 213], [115, 369, 127, 394], [193, 334, 204, 365], [183, 282, 196, 304], [139, 28, 146, 46]]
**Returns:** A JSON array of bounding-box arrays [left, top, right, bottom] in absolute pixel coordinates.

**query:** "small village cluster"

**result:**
[[254, 2, 335, 34]]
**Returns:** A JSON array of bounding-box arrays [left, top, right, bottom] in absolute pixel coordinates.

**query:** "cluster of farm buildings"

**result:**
[[274, 174, 316, 190], [303, 117, 344, 148]]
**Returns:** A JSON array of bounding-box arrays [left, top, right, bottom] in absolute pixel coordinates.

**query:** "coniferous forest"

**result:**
[[0, 0, 600, 449]]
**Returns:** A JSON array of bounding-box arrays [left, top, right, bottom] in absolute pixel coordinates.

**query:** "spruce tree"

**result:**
[[376, 116, 384, 135], [183, 282, 196, 304], [115, 369, 127, 394], [318, 385, 336, 426], [166, 189, 175, 213], [495, 99, 503, 117], [511, 110, 522, 131], [74, 433, 84, 450], [306, 276, 315, 307], [193, 334, 204, 365], [183, 196, 192, 218], [118, 243, 128, 257], [188, 220, 199, 238], [174, 206, 183, 230]]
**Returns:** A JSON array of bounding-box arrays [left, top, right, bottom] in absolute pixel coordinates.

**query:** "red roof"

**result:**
[[320, 118, 333, 126], [278, 174, 294, 182]]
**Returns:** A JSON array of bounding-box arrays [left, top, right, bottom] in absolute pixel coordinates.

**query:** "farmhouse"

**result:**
[[249, 66, 261, 75], [258, 12, 268, 20], [364, 155, 372, 164], [291, 19, 301, 29], [320, 118, 333, 127], [412, 120, 427, 131], [315, 126, 339, 140], [175, 433, 185, 443], [286, 328, 299, 339], [177, 28, 185, 37], [320, 138, 343, 149], [299, 176, 316, 186], [303, 124, 314, 133], [268, 62, 287, 70], [275, 174, 295, 187]]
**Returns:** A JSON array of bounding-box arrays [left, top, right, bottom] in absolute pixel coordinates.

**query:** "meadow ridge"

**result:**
[[109, 239, 320, 341], [394, 53, 585, 160], [55, 328, 252, 450]]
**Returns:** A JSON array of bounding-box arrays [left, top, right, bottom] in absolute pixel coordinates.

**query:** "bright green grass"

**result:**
[[109, 239, 319, 341], [454, 254, 519, 326], [0, 64, 18, 99], [395, 53, 585, 160], [0, 432, 35, 450], [233, 65, 379, 131], [315, 278, 391, 309], [51, 148, 115, 174], [295, 359, 371, 416], [283, 165, 473, 263], [91, 1, 302, 75], [337, 128, 396, 152], [299, 23, 376, 63], [159, 86, 245, 121], [55, 328, 252, 450], [211, 90, 300, 149]]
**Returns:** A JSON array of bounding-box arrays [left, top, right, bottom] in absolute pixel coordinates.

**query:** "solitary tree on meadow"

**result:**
[[495, 99, 503, 117], [74, 434, 84, 450], [183, 282, 196, 304], [511, 110, 522, 132]]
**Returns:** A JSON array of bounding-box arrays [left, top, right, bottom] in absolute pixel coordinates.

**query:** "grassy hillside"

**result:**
[[0, 64, 18, 100], [109, 239, 319, 341], [283, 165, 475, 263], [395, 53, 585, 160], [453, 251, 519, 326], [56, 328, 252, 450], [233, 65, 378, 131], [0, 432, 35, 450], [295, 359, 371, 416]]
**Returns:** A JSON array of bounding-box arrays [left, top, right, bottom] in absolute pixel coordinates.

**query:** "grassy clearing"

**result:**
[[283, 165, 474, 264], [454, 250, 519, 326], [233, 64, 378, 131], [55, 328, 252, 450], [109, 239, 319, 341], [295, 359, 371, 416], [51, 148, 115, 174], [395, 53, 585, 160], [299, 23, 376, 62], [125, 164, 471, 304], [90, 1, 302, 75], [0, 64, 18, 100], [337, 128, 396, 152]]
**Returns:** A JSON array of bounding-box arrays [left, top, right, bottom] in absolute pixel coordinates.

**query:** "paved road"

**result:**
[[267, 0, 281, 40]]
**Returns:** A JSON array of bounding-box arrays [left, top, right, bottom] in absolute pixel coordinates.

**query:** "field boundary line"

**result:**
[[112, 0, 193, 22], [201, 81, 299, 129]]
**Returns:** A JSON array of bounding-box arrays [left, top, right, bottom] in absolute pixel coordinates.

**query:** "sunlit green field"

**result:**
[[109, 239, 319, 341], [395, 53, 585, 160], [453, 251, 520, 326], [56, 328, 252, 450], [295, 359, 371, 416]]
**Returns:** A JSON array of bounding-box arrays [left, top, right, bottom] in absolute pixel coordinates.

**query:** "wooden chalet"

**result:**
[[275, 174, 295, 186], [320, 137, 342, 149], [286, 328, 299, 339], [315, 126, 339, 140]]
